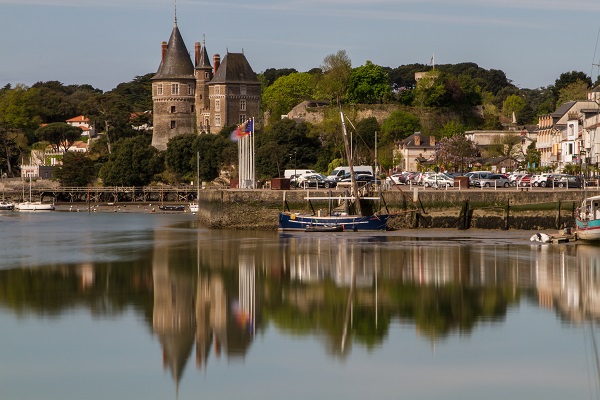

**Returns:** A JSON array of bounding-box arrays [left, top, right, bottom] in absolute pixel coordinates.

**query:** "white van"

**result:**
[[327, 165, 374, 181], [284, 169, 317, 179]]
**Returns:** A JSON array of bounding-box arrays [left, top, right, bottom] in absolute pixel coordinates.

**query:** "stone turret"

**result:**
[[194, 38, 213, 133], [151, 22, 196, 150]]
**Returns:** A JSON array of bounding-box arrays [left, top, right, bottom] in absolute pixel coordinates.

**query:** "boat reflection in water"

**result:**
[[4, 220, 600, 396]]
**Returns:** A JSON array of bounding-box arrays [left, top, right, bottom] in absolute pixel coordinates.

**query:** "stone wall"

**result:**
[[197, 188, 589, 230]]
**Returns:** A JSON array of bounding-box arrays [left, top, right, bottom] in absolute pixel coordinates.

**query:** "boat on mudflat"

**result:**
[[0, 201, 15, 210], [15, 202, 54, 211], [158, 205, 185, 211], [279, 212, 389, 232], [575, 195, 600, 241]]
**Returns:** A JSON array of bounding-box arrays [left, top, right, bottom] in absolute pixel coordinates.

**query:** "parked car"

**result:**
[[554, 175, 582, 188], [531, 173, 553, 187], [296, 173, 337, 188], [340, 174, 380, 187], [515, 174, 533, 187], [466, 171, 492, 187], [475, 174, 510, 188], [422, 173, 454, 188]]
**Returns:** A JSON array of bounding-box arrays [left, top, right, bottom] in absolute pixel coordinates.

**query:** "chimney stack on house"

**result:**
[[213, 54, 220, 75], [161, 41, 168, 61], [414, 135, 421, 146], [430, 136, 435, 146], [194, 42, 200, 67]]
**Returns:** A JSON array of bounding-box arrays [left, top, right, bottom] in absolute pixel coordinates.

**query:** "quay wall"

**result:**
[[196, 188, 593, 230]]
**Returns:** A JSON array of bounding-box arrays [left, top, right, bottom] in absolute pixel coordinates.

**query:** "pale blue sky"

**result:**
[[1, 0, 600, 92]]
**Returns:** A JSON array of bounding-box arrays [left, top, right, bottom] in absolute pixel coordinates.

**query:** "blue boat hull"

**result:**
[[575, 217, 600, 241], [278, 212, 389, 232]]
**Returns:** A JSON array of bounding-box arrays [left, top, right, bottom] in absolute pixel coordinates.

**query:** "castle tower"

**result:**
[[151, 20, 196, 150], [194, 38, 213, 133], [208, 52, 261, 134]]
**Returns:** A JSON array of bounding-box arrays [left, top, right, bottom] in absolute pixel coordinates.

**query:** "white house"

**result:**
[[66, 115, 96, 137]]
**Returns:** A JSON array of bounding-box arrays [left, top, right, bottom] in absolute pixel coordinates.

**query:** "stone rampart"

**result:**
[[197, 188, 591, 230]]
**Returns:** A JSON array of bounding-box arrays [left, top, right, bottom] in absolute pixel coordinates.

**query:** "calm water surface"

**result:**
[[1, 211, 599, 400]]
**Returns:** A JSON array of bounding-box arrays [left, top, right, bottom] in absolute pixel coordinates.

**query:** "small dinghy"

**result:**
[[530, 232, 552, 243]]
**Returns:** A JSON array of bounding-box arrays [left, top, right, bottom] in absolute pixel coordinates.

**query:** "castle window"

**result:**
[[170, 106, 176, 113], [240, 99, 246, 111], [170, 120, 176, 129], [171, 83, 179, 95], [188, 84, 194, 95], [239, 115, 246, 124], [191, 105, 195, 113], [156, 84, 163, 95], [215, 86, 221, 95], [205, 72, 209, 79], [240, 85, 247, 95], [215, 99, 221, 111], [215, 114, 221, 127]]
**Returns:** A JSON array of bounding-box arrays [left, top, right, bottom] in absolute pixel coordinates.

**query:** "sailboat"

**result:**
[[278, 107, 390, 232], [189, 151, 199, 214], [15, 178, 54, 211]]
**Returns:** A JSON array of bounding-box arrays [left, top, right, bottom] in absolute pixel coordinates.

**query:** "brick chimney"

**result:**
[[194, 42, 200, 67], [430, 136, 435, 146], [414, 135, 421, 146], [161, 41, 168, 61], [213, 54, 221, 76]]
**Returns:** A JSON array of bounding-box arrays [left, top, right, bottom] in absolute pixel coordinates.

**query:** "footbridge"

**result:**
[[37, 186, 197, 203]]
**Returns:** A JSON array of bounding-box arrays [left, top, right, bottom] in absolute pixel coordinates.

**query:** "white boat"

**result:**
[[16, 178, 54, 211], [575, 195, 600, 241], [0, 201, 15, 210], [15, 202, 55, 211], [189, 151, 200, 214]]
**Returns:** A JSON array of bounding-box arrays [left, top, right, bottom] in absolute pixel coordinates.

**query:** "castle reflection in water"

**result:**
[[2, 228, 600, 387]]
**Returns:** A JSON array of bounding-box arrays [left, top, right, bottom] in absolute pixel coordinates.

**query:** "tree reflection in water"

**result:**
[[0, 226, 598, 386]]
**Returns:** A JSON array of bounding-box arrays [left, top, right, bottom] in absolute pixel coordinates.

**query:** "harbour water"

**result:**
[[1, 210, 599, 399]]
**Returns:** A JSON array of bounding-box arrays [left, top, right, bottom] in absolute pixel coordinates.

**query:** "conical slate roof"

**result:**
[[196, 41, 212, 69], [211, 52, 259, 84], [153, 24, 195, 80]]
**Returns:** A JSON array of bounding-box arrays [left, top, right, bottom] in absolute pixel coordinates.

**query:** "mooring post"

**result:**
[[504, 199, 510, 230]]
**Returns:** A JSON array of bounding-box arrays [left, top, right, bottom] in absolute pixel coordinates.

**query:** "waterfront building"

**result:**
[[151, 18, 261, 150]]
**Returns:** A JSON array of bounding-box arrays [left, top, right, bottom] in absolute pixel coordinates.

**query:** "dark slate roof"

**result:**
[[400, 132, 435, 148], [196, 41, 212, 69], [153, 25, 195, 80], [551, 101, 576, 118], [211, 52, 259, 84]]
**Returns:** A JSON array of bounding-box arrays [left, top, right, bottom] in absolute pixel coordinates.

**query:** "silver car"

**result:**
[[475, 174, 510, 188]]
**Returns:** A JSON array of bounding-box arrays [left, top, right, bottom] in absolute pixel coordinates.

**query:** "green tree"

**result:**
[[556, 80, 589, 105], [552, 71, 591, 99], [82, 92, 133, 154], [346, 61, 391, 104], [195, 134, 237, 182], [317, 50, 352, 102], [487, 134, 523, 164], [524, 142, 541, 170], [109, 73, 154, 112], [256, 119, 320, 178], [99, 135, 164, 186], [55, 152, 96, 186], [502, 94, 526, 120], [261, 73, 316, 124], [0, 85, 40, 176], [165, 133, 197, 180], [35, 122, 82, 153], [439, 120, 465, 138], [379, 110, 420, 145]]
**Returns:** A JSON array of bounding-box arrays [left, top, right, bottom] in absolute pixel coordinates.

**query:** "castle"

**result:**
[[151, 18, 261, 150]]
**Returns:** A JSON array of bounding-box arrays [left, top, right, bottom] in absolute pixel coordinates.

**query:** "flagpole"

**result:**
[[252, 118, 256, 189]]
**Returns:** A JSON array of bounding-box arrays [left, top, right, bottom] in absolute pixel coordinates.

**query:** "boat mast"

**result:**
[[339, 106, 362, 216]]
